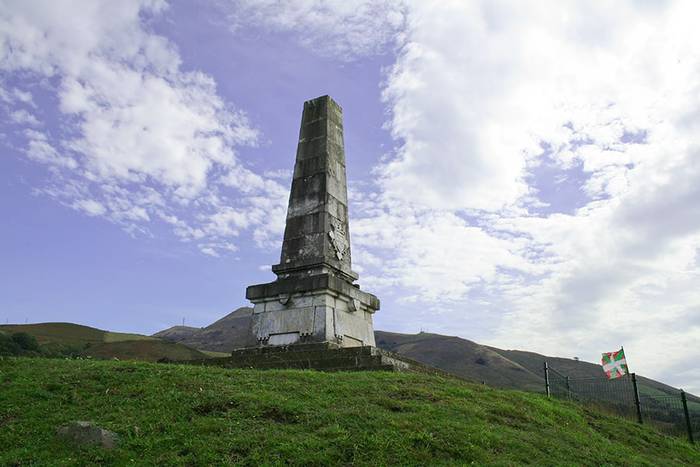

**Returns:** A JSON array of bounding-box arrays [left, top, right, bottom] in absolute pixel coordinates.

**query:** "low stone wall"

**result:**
[[174, 343, 466, 380]]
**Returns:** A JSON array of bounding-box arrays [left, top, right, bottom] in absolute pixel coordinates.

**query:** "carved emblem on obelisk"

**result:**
[[328, 221, 348, 260]]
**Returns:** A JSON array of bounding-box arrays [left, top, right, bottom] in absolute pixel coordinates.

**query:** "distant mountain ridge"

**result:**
[[0, 322, 211, 362], [154, 307, 253, 353], [152, 308, 694, 399], [374, 330, 544, 391]]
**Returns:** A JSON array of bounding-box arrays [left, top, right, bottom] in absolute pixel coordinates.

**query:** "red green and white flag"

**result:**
[[601, 348, 628, 379]]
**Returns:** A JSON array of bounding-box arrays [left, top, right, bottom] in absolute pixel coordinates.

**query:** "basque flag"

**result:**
[[601, 348, 629, 379]]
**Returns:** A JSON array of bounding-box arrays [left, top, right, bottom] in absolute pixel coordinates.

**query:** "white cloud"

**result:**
[[226, 0, 405, 59], [377, 0, 691, 212], [0, 86, 35, 107], [348, 0, 700, 390], [73, 199, 107, 217], [199, 241, 238, 257], [9, 109, 39, 126], [1, 0, 286, 257], [24, 130, 77, 169]]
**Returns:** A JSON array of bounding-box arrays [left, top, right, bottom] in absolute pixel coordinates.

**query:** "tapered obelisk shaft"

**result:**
[[272, 95, 357, 282]]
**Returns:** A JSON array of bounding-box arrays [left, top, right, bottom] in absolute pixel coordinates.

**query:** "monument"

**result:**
[[244, 95, 379, 348], [187, 96, 442, 371]]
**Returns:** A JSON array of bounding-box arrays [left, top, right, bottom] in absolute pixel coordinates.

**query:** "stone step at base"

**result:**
[[230, 342, 343, 356], [175, 343, 455, 377], [324, 364, 397, 372], [226, 347, 376, 364], [218, 355, 385, 371]]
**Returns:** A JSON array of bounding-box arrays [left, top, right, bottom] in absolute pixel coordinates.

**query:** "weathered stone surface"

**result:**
[[246, 273, 379, 309], [272, 95, 355, 281], [179, 343, 463, 377], [242, 95, 379, 349], [196, 343, 412, 372], [56, 421, 119, 449]]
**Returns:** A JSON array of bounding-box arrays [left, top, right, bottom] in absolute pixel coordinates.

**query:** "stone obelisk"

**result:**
[[245, 95, 379, 348]]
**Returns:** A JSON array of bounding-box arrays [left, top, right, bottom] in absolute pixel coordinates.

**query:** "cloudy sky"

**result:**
[[1, 0, 699, 392]]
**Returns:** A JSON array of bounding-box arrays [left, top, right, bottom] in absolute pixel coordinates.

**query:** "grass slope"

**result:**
[[373, 330, 694, 400], [1, 358, 698, 466], [153, 307, 253, 353], [82, 340, 209, 362], [0, 323, 210, 362], [375, 331, 544, 391], [0, 323, 155, 346]]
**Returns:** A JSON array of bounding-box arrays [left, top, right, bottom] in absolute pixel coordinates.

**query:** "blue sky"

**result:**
[[1, 0, 699, 393]]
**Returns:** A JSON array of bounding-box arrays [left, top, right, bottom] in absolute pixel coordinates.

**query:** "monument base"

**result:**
[[175, 344, 460, 378], [225, 343, 408, 371], [245, 273, 379, 348]]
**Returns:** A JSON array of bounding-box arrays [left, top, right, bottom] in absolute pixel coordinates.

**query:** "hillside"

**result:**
[[152, 325, 200, 342], [80, 340, 209, 362], [374, 331, 544, 391], [153, 313, 688, 398], [1, 358, 698, 465], [489, 348, 694, 400], [153, 307, 253, 352], [0, 322, 155, 346], [0, 323, 210, 362]]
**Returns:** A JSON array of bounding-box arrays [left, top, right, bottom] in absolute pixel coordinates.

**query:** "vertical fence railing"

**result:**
[[680, 391, 694, 444], [544, 361, 696, 444], [631, 373, 643, 424]]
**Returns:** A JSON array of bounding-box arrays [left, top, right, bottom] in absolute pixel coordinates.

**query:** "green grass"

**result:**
[[200, 349, 232, 358], [0, 323, 156, 346], [103, 332, 156, 343], [82, 340, 209, 362], [638, 384, 673, 397], [0, 323, 210, 362], [1, 358, 697, 466]]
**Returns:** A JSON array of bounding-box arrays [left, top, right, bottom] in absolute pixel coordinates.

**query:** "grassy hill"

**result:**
[[1, 357, 697, 465], [374, 332, 699, 402], [154, 313, 694, 400], [153, 307, 253, 353], [0, 323, 155, 344], [0, 322, 155, 346], [80, 340, 210, 362], [0, 323, 210, 362], [375, 331, 544, 391], [489, 348, 691, 399]]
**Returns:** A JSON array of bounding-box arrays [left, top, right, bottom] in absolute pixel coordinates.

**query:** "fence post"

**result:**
[[631, 373, 643, 424], [544, 361, 550, 397], [681, 390, 695, 444], [565, 376, 571, 400]]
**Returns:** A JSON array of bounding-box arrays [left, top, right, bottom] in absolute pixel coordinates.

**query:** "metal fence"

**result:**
[[544, 362, 697, 444]]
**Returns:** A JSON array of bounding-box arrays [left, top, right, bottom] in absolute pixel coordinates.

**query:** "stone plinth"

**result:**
[[176, 342, 459, 378], [182, 343, 462, 377], [195, 343, 408, 372], [245, 274, 377, 348]]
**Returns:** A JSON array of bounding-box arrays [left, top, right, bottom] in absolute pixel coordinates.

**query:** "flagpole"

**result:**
[[621, 345, 630, 375], [622, 345, 643, 424]]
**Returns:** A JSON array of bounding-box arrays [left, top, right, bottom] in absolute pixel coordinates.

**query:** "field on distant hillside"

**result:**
[[0, 323, 210, 362], [0, 323, 154, 346], [1, 357, 698, 466]]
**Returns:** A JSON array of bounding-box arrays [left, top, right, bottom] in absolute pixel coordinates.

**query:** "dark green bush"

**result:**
[[0, 332, 21, 355], [11, 332, 40, 351]]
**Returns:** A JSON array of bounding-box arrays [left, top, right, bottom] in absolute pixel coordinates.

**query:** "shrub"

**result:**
[[11, 332, 40, 351], [0, 332, 21, 355]]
